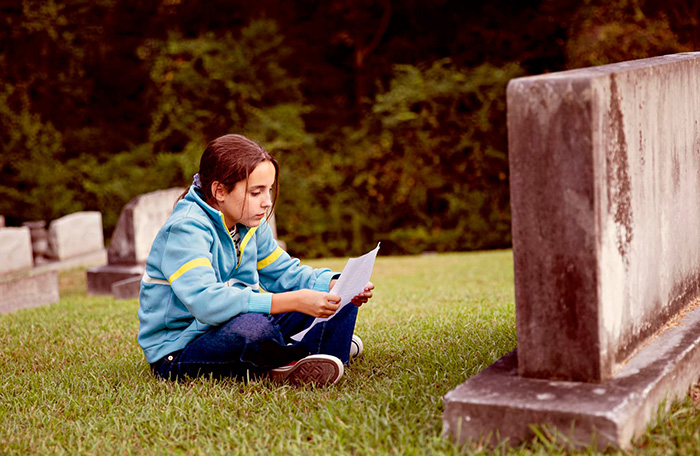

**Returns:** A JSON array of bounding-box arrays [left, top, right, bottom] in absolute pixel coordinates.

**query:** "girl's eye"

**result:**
[[251, 192, 261, 196]]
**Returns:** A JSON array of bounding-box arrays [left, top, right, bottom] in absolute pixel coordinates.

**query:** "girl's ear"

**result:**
[[211, 181, 227, 203]]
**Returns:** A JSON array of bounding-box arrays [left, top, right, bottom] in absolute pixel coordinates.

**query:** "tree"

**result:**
[[278, 59, 523, 256], [565, 0, 692, 68]]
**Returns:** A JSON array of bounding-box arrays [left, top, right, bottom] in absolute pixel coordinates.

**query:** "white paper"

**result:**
[[290, 243, 380, 342]]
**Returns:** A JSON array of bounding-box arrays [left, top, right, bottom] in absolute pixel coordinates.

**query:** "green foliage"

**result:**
[[278, 59, 522, 257], [566, 0, 692, 68], [68, 143, 199, 233], [2, 2, 697, 254], [0, 84, 81, 224], [142, 19, 311, 154], [0, 14, 313, 234]]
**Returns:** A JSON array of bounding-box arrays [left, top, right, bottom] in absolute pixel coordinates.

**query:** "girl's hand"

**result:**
[[270, 289, 340, 318], [351, 282, 374, 307], [296, 289, 341, 318]]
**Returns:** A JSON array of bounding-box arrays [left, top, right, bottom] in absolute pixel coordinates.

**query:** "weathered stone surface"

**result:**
[[107, 188, 184, 265], [112, 276, 142, 300], [444, 52, 700, 449], [508, 52, 700, 382], [0, 270, 59, 313], [47, 211, 104, 260], [443, 302, 700, 450], [0, 227, 33, 275], [87, 264, 144, 295]]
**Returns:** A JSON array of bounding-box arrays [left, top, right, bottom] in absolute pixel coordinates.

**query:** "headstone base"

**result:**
[[112, 276, 142, 300], [443, 302, 700, 450], [34, 248, 107, 273], [0, 270, 60, 314], [87, 264, 144, 295]]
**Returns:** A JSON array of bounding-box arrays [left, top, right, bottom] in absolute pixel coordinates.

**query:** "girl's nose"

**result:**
[[262, 193, 272, 208]]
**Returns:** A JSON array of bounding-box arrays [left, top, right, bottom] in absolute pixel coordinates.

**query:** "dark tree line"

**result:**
[[1, 0, 697, 257]]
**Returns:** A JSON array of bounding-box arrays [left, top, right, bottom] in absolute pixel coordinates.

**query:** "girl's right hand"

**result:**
[[270, 289, 341, 318], [295, 289, 341, 318]]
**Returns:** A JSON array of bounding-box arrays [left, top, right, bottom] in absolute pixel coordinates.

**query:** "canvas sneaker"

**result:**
[[349, 334, 364, 361], [269, 354, 344, 386]]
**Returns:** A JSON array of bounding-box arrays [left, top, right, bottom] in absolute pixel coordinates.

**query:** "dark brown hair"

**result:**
[[181, 134, 279, 219]]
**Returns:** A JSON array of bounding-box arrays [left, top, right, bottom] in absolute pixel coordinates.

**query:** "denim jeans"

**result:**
[[152, 303, 359, 381]]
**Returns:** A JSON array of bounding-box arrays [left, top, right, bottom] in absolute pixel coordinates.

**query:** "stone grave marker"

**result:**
[[0, 227, 34, 275], [107, 188, 186, 265], [0, 226, 59, 313], [87, 188, 184, 297], [443, 52, 700, 449], [47, 211, 105, 261]]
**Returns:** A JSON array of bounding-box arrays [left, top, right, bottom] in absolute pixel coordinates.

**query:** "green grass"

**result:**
[[1, 250, 698, 455]]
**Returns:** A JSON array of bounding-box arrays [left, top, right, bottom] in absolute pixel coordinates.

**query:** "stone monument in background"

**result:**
[[22, 212, 107, 271], [443, 52, 700, 449], [87, 187, 185, 298], [48, 211, 105, 262], [0, 226, 59, 313]]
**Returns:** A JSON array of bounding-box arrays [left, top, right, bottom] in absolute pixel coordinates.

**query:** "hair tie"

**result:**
[[193, 173, 201, 188]]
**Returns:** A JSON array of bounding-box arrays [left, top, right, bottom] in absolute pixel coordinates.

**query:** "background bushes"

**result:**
[[1, 0, 697, 257]]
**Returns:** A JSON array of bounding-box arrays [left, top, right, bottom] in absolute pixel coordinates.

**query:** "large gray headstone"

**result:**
[[508, 53, 700, 382], [0, 227, 33, 275], [47, 211, 104, 261], [444, 52, 700, 449], [107, 188, 184, 265]]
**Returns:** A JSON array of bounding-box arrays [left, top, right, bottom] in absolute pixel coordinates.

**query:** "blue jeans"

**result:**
[[152, 303, 359, 381]]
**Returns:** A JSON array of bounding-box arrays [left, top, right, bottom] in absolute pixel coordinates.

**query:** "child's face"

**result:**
[[214, 160, 276, 229]]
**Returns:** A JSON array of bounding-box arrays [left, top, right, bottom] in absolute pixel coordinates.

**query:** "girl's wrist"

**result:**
[[270, 290, 296, 314]]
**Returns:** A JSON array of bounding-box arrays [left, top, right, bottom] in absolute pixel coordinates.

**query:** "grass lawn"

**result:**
[[1, 250, 699, 455]]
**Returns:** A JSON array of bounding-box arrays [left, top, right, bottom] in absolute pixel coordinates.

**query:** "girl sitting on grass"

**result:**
[[138, 134, 373, 386]]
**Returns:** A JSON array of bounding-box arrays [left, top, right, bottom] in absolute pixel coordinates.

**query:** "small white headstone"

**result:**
[[0, 227, 33, 275], [48, 211, 105, 260]]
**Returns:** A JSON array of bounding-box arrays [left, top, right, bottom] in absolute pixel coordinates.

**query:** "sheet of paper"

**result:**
[[290, 243, 380, 342]]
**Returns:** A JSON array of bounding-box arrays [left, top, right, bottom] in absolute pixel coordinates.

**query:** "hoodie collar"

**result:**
[[184, 185, 260, 268]]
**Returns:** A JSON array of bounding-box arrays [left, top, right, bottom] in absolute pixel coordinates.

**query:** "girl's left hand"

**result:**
[[351, 282, 374, 307]]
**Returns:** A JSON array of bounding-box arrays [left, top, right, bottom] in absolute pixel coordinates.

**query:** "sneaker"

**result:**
[[269, 354, 344, 386], [349, 334, 363, 361]]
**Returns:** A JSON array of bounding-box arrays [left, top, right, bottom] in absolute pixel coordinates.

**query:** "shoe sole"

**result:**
[[271, 355, 344, 386]]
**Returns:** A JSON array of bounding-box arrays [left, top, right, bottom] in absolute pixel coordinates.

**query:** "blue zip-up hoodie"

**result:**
[[137, 185, 336, 363]]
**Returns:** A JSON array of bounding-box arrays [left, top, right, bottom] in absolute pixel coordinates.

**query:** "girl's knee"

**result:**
[[222, 313, 279, 342]]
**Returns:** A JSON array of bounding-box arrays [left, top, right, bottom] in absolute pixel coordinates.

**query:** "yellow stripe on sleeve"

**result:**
[[168, 258, 213, 284], [257, 246, 284, 270]]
